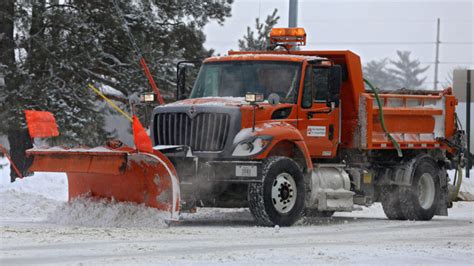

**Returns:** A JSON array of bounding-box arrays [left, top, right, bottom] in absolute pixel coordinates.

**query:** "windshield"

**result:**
[[189, 61, 302, 103]]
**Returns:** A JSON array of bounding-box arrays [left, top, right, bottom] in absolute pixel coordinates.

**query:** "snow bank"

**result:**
[[0, 156, 10, 186], [0, 190, 61, 222], [449, 169, 474, 201], [0, 170, 68, 202], [1, 156, 68, 201], [48, 197, 169, 228]]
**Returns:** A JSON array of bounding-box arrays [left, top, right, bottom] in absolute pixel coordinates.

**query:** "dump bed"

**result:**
[[358, 90, 457, 150]]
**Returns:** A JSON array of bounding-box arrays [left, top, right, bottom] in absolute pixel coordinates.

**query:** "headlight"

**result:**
[[232, 136, 272, 157]]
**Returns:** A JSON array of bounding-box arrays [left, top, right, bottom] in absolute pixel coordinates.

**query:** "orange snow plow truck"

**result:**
[[26, 28, 467, 226]]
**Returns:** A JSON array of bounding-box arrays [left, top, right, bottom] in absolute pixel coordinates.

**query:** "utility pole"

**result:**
[[433, 18, 440, 90], [289, 0, 298, 27], [467, 70, 471, 178]]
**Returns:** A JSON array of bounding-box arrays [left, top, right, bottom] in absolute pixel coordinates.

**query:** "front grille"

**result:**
[[154, 112, 230, 152]]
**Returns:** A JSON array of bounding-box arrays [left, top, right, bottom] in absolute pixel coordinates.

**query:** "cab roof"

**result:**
[[204, 53, 326, 63]]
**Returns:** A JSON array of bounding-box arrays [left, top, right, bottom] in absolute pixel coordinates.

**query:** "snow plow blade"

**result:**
[[26, 147, 180, 218]]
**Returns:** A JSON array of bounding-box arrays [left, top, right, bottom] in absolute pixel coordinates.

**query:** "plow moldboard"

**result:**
[[27, 148, 176, 211]]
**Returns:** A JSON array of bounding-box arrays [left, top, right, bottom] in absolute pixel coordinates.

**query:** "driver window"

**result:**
[[302, 66, 330, 108], [302, 67, 312, 108], [256, 66, 298, 103], [313, 67, 330, 102]]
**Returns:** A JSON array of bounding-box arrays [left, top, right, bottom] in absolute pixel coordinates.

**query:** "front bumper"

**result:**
[[205, 160, 263, 183], [155, 145, 263, 183]]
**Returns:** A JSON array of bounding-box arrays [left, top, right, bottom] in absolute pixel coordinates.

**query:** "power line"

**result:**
[[439, 61, 474, 64], [300, 19, 474, 23], [312, 42, 474, 45], [207, 41, 474, 45], [313, 42, 434, 45], [421, 61, 474, 65], [442, 42, 474, 44]]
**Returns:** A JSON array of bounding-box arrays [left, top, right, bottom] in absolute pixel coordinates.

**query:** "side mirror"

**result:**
[[267, 93, 281, 105], [177, 67, 187, 100], [176, 60, 202, 101], [327, 65, 342, 107]]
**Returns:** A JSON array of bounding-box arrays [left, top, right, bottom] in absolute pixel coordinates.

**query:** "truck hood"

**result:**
[[163, 97, 246, 107], [151, 97, 296, 158], [159, 97, 295, 127]]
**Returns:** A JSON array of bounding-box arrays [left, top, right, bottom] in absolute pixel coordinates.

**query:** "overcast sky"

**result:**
[[203, 0, 473, 89]]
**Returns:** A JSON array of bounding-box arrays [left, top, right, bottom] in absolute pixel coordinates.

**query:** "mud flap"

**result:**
[[26, 147, 180, 220], [436, 167, 448, 216]]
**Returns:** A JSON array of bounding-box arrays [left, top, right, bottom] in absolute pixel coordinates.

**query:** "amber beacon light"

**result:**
[[270, 27, 307, 47]]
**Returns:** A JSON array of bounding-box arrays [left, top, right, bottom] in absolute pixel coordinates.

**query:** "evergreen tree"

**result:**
[[0, 0, 233, 146], [238, 9, 279, 51], [363, 58, 399, 90], [389, 50, 429, 90], [0, 0, 233, 179]]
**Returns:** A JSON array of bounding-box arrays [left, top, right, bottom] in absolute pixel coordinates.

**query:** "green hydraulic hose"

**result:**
[[450, 165, 463, 202], [363, 79, 403, 157]]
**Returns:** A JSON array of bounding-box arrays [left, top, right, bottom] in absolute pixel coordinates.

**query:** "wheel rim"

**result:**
[[417, 173, 435, 209], [271, 173, 297, 214]]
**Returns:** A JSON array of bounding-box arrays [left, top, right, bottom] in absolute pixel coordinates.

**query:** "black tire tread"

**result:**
[[381, 185, 406, 220], [399, 157, 440, 221], [248, 156, 305, 226]]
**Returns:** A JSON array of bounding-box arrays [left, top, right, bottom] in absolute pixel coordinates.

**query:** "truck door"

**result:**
[[297, 64, 340, 158]]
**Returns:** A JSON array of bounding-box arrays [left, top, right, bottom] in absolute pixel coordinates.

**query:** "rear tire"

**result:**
[[248, 156, 305, 226], [381, 185, 406, 220], [399, 158, 440, 220]]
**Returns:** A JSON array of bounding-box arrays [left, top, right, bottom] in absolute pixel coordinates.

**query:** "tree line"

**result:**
[[0, 0, 233, 179], [0, 0, 232, 145]]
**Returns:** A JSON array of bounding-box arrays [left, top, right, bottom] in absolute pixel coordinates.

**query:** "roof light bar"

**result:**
[[270, 27, 307, 47]]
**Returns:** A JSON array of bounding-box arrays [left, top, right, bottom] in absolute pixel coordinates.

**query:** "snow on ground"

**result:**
[[0, 156, 10, 187], [0, 158, 473, 264], [0, 171, 68, 201], [449, 169, 474, 200], [1, 199, 473, 265], [48, 198, 170, 228]]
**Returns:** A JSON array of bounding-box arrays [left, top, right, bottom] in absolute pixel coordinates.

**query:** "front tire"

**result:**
[[248, 156, 305, 226]]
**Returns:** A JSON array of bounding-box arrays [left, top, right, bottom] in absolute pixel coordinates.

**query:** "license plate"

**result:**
[[235, 165, 257, 177]]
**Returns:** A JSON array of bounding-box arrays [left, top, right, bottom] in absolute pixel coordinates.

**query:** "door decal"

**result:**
[[307, 126, 326, 137]]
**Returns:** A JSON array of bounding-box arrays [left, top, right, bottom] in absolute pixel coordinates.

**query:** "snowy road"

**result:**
[[0, 162, 473, 265], [1, 202, 473, 265]]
